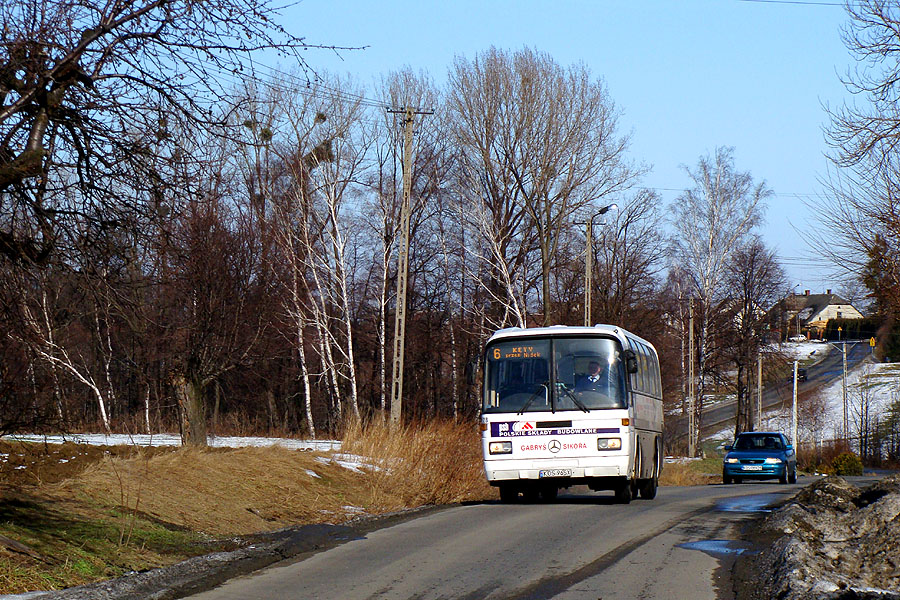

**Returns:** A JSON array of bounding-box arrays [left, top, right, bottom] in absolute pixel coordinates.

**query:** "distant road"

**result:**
[[668, 342, 871, 445], [186, 483, 803, 600]]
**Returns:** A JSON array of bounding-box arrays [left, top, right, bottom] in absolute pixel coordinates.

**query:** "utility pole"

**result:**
[[387, 106, 432, 426], [757, 353, 762, 431], [689, 298, 695, 457], [576, 204, 617, 327], [826, 339, 859, 444], [584, 217, 593, 327], [842, 342, 848, 441], [792, 360, 798, 446]]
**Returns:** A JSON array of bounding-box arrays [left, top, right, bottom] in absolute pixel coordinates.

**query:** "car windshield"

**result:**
[[734, 435, 783, 451], [482, 337, 627, 413]]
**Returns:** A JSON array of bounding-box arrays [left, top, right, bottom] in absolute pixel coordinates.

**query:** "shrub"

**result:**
[[831, 452, 864, 476]]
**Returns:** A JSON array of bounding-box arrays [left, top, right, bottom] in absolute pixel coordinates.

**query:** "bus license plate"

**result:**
[[742, 465, 763, 471], [540, 469, 573, 478]]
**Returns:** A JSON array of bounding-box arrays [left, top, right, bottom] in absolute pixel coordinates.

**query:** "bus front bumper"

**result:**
[[484, 456, 628, 483]]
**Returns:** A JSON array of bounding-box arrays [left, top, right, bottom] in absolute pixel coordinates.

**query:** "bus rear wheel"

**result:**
[[639, 445, 660, 499], [639, 475, 658, 499]]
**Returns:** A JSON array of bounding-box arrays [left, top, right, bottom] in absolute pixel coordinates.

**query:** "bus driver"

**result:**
[[575, 360, 606, 393]]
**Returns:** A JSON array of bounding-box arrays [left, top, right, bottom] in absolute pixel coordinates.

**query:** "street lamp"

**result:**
[[577, 204, 618, 327]]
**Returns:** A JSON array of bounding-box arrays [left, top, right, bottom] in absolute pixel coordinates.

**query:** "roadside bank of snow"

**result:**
[[737, 475, 900, 600]]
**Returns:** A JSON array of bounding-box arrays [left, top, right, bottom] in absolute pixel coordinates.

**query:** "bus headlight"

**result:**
[[489, 441, 513, 455], [597, 438, 621, 450]]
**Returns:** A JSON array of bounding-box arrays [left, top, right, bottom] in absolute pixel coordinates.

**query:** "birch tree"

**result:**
[[671, 147, 769, 455]]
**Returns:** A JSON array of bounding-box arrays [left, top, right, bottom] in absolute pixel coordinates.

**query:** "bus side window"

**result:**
[[637, 343, 648, 393], [626, 339, 639, 392], [653, 353, 661, 398]]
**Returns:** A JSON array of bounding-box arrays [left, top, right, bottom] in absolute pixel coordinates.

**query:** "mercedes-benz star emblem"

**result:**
[[548, 439, 561, 453]]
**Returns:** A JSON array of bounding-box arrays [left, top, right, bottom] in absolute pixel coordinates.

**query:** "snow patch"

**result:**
[[1, 433, 341, 453]]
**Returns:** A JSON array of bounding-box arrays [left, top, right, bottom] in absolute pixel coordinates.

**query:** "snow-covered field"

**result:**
[[704, 341, 898, 450], [763, 357, 900, 445], [773, 340, 829, 365]]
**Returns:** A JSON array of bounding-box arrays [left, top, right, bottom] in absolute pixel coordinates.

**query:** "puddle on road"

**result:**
[[715, 493, 780, 513], [677, 540, 759, 557]]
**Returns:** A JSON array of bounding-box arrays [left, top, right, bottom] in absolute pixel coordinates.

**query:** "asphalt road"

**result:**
[[669, 341, 871, 444], [185, 482, 803, 600]]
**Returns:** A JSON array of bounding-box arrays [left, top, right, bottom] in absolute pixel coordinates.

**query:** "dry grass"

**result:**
[[660, 461, 719, 486], [342, 418, 496, 506], [50, 445, 381, 537], [47, 420, 496, 539]]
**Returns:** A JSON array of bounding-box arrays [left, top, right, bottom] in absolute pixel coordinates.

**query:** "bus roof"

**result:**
[[485, 325, 657, 355]]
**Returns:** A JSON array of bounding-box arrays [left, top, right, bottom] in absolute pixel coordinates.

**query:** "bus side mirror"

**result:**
[[623, 349, 638, 374], [465, 360, 478, 385]]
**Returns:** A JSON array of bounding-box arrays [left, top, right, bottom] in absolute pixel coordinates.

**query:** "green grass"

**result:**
[[0, 495, 213, 593]]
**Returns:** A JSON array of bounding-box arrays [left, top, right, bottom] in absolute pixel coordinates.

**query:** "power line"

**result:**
[[736, 0, 845, 6]]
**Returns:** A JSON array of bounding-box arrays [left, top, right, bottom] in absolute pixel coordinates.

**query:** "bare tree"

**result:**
[[0, 0, 336, 266], [7, 266, 115, 432], [722, 238, 786, 437], [671, 146, 769, 455], [590, 189, 667, 328], [827, 1, 900, 171], [448, 47, 641, 326], [818, 2, 900, 334]]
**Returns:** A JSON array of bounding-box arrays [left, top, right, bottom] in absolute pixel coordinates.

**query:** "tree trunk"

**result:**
[[143, 380, 151, 434], [211, 380, 221, 438], [541, 239, 552, 326], [297, 322, 315, 438], [266, 387, 278, 433], [173, 373, 207, 446]]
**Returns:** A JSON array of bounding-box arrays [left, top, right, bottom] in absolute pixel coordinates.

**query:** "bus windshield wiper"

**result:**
[[517, 382, 548, 414], [560, 385, 591, 413]]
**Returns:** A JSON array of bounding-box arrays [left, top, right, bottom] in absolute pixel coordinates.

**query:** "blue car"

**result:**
[[722, 431, 797, 484]]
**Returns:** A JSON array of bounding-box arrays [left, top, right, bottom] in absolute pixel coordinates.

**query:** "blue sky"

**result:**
[[289, 0, 856, 294]]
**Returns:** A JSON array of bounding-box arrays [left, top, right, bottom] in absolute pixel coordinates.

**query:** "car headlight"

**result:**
[[489, 441, 512, 455], [597, 437, 621, 450], [725, 457, 739, 464], [764, 457, 783, 464]]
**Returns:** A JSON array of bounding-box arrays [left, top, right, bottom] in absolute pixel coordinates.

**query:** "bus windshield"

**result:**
[[482, 337, 627, 413]]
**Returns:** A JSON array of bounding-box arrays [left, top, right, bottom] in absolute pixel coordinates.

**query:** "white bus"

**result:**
[[480, 325, 663, 503]]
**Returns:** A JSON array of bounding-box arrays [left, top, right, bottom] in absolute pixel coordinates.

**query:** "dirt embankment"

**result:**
[[0, 422, 495, 595], [737, 475, 900, 600]]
